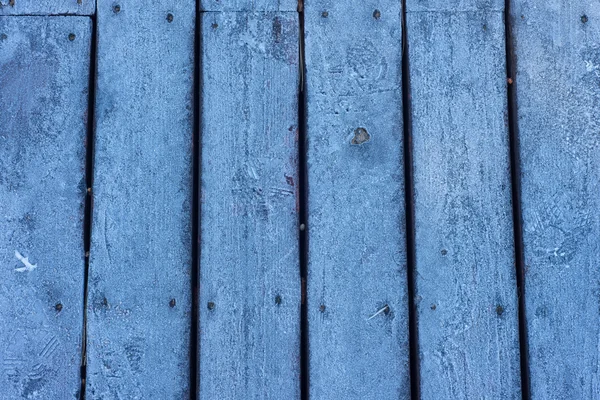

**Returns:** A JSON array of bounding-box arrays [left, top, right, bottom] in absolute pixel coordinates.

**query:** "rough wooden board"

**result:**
[[0, 0, 94, 15], [198, 12, 300, 400], [0, 16, 91, 400], [86, 2, 194, 398], [408, 9, 522, 399], [304, 1, 410, 398], [406, 0, 502, 12], [511, 1, 600, 398], [200, 0, 296, 12]]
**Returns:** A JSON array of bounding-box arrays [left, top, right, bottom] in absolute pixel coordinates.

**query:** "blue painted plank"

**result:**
[[407, 0, 502, 12], [511, 1, 600, 398], [407, 7, 522, 399], [199, 11, 300, 400], [0, 0, 94, 15], [200, 0, 296, 12], [86, 1, 194, 398], [304, 1, 410, 398], [0, 16, 91, 399]]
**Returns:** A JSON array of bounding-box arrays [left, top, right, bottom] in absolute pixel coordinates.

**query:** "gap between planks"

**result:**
[[504, 0, 530, 398]]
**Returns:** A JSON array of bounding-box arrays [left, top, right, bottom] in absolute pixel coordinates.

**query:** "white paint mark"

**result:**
[[14, 250, 37, 272], [367, 304, 389, 320]]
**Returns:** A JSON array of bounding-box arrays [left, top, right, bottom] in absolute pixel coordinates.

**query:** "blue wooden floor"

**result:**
[[0, 0, 598, 399]]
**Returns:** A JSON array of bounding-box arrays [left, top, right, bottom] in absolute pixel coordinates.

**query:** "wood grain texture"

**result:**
[[86, 1, 194, 398], [408, 8, 522, 399], [0, 0, 94, 15], [304, 2, 410, 399], [406, 0, 502, 12], [200, 0, 296, 12], [199, 12, 300, 400], [0, 16, 91, 399], [511, 1, 600, 398]]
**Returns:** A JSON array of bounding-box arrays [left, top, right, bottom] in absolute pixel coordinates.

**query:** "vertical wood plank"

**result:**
[[200, 0, 296, 12], [0, 0, 95, 15], [199, 11, 300, 400], [407, 3, 522, 398], [0, 16, 91, 399], [511, 1, 600, 398], [304, 2, 410, 398], [87, 2, 194, 398]]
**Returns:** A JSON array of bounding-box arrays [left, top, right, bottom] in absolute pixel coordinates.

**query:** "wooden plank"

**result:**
[[0, 0, 94, 15], [511, 1, 600, 398], [304, 2, 410, 398], [200, 0, 296, 12], [407, 0, 502, 12], [86, 2, 194, 398], [407, 5, 522, 398], [0, 16, 91, 399], [199, 11, 300, 399]]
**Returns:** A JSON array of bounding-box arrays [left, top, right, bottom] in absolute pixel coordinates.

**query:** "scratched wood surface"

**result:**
[[511, 1, 600, 398], [407, 2, 522, 398], [198, 11, 300, 399], [304, 1, 410, 398], [0, 0, 94, 15], [200, 0, 296, 12], [86, 1, 194, 398], [0, 16, 91, 399]]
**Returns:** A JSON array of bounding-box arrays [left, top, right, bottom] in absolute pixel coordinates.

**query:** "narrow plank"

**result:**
[[199, 12, 300, 399], [511, 1, 600, 398], [200, 0, 296, 12], [0, 0, 94, 15], [86, 2, 194, 398], [407, 4, 522, 398], [0, 16, 91, 399], [304, 2, 410, 398]]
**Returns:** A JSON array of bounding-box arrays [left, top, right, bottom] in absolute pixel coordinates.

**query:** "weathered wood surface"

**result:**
[[407, 0, 503, 12], [0, 16, 91, 399], [511, 1, 600, 398], [0, 0, 94, 15], [200, 0, 296, 12], [304, 1, 410, 398], [199, 12, 300, 399], [86, 1, 194, 398], [407, 4, 522, 398]]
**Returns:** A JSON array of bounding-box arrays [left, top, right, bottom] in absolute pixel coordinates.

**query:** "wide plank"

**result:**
[[511, 1, 600, 398], [200, 0, 296, 12], [0, 16, 91, 399], [86, 1, 195, 398], [304, 1, 410, 398], [407, 4, 522, 398], [0, 0, 94, 15], [198, 11, 301, 400]]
